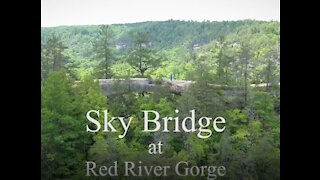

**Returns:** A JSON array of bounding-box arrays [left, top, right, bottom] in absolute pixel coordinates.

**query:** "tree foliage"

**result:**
[[126, 32, 163, 76], [41, 20, 280, 179], [93, 25, 115, 78]]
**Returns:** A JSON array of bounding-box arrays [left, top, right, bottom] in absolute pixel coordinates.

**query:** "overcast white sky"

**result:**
[[41, 0, 280, 27]]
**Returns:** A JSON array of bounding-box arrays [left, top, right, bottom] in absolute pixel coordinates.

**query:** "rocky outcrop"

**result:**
[[96, 78, 279, 96]]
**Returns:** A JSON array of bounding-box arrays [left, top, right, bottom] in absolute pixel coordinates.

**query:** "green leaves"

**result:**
[[93, 25, 115, 79], [41, 70, 108, 178], [126, 31, 164, 76], [41, 20, 279, 84], [41, 34, 68, 79], [41, 20, 280, 179]]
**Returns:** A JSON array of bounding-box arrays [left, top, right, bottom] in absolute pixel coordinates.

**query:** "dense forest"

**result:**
[[41, 20, 280, 179]]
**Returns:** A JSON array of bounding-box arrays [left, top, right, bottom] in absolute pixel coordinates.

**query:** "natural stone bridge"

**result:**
[[98, 78, 194, 96], [96, 78, 276, 96]]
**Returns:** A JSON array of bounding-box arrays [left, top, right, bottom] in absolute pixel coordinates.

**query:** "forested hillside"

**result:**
[[41, 20, 279, 83], [41, 20, 280, 179]]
